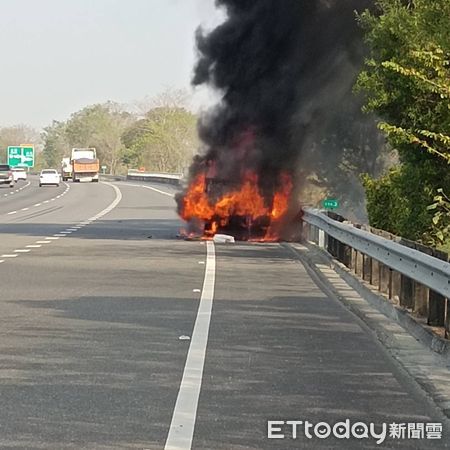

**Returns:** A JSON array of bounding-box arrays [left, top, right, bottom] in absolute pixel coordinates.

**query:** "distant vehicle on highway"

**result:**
[[71, 148, 100, 182], [61, 157, 72, 181], [39, 169, 60, 187], [11, 167, 27, 182], [0, 164, 14, 188]]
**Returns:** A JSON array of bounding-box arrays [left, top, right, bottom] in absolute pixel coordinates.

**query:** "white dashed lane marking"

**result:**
[[3, 183, 70, 217], [0, 182, 121, 266]]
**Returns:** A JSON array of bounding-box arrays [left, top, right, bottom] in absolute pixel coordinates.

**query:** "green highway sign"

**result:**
[[7, 146, 35, 168], [322, 198, 339, 210]]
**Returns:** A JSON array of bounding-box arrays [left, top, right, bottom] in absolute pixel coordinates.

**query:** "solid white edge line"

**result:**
[[164, 241, 216, 450], [141, 185, 175, 198]]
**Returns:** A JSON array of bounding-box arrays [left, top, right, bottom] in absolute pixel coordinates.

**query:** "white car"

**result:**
[[11, 167, 28, 182], [39, 169, 60, 187]]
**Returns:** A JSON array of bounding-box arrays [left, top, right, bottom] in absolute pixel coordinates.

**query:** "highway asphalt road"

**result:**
[[0, 176, 448, 449]]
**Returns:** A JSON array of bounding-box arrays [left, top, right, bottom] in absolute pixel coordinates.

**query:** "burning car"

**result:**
[[178, 158, 293, 241]]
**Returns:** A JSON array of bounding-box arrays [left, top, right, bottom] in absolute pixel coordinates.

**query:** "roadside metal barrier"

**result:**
[[126, 171, 182, 186], [99, 174, 126, 181], [302, 208, 450, 339]]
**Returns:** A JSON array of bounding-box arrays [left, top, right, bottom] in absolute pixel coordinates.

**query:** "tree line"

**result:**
[[356, 0, 450, 251], [0, 89, 198, 176]]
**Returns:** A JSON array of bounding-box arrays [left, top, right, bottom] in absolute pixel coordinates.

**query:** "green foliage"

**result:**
[[41, 121, 69, 168], [41, 103, 134, 174], [356, 0, 450, 245], [120, 107, 198, 173], [361, 170, 404, 234], [361, 161, 449, 240], [65, 102, 133, 174], [39, 94, 198, 175], [425, 188, 450, 249]]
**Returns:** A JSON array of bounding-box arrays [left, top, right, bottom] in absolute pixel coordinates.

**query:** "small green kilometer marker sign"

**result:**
[[322, 198, 339, 210]]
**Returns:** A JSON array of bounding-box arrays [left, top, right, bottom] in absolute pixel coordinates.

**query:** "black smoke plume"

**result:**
[[177, 0, 375, 234]]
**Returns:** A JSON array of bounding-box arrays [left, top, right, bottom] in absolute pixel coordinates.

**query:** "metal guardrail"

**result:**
[[99, 174, 126, 181], [126, 172, 182, 186], [99, 172, 182, 186], [302, 208, 450, 337]]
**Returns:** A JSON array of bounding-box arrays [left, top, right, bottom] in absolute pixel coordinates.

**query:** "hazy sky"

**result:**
[[0, 0, 223, 129]]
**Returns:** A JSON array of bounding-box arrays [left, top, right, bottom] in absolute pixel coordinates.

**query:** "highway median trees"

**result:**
[[120, 107, 198, 173], [65, 102, 133, 175], [356, 0, 450, 247], [41, 121, 70, 169]]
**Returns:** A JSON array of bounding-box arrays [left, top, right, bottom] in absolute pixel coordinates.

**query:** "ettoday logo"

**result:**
[[267, 420, 442, 444]]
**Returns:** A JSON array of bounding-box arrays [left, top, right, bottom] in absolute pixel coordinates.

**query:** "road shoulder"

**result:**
[[287, 242, 450, 421]]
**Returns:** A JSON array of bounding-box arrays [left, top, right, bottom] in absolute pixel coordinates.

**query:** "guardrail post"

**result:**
[[305, 222, 312, 243], [398, 239, 415, 309], [343, 243, 352, 268], [413, 243, 431, 318], [428, 249, 448, 327], [362, 254, 372, 283], [389, 269, 401, 304], [378, 263, 389, 294], [375, 230, 391, 295], [351, 248, 358, 273], [371, 257, 379, 287], [355, 250, 364, 278], [445, 299, 449, 339], [360, 226, 372, 283], [318, 229, 325, 248], [370, 228, 381, 288], [400, 275, 414, 309]]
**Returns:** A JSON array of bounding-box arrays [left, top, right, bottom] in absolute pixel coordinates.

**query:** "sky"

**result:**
[[0, 0, 224, 129]]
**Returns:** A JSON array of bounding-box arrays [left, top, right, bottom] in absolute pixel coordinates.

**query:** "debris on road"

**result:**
[[179, 335, 191, 341], [213, 234, 235, 244]]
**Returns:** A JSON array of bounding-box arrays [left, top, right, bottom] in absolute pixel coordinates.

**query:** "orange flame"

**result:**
[[180, 170, 293, 241]]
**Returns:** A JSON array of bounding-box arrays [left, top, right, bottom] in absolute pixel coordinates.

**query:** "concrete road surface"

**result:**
[[0, 177, 448, 449]]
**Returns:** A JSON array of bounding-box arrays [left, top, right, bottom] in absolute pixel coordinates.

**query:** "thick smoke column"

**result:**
[[178, 0, 373, 238]]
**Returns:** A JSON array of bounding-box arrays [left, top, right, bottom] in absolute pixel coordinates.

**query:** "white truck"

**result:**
[[71, 148, 100, 182], [61, 157, 72, 181]]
